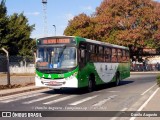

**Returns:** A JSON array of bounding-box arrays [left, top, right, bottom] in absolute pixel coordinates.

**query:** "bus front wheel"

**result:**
[[88, 75, 95, 92]]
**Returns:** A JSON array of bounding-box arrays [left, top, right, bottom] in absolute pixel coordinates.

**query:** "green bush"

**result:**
[[156, 75, 160, 87]]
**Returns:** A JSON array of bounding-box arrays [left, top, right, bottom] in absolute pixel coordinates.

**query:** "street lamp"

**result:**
[[53, 25, 56, 36], [42, 0, 47, 4], [1, 48, 10, 85]]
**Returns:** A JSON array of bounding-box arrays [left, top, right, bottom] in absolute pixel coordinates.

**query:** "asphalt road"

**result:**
[[0, 73, 158, 120]]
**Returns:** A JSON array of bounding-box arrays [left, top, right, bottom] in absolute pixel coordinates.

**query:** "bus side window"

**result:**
[[90, 45, 97, 62], [81, 49, 85, 58], [98, 46, 104, 62], [118, 49, 122, 62], [111, 48, 117, 63], [126, 50, 130, 62], [79, 42, 87, 68], [95, 45, 98, 62], [89, 44, 94, 62], [122, 50, 126, 62], [104, 47, 111, 62]]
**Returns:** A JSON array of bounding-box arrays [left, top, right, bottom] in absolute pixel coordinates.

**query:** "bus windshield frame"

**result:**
[[36, 44, 77, 72]]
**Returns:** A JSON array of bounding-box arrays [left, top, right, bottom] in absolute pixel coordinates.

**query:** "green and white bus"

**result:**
[[35, 36, 130, 91]]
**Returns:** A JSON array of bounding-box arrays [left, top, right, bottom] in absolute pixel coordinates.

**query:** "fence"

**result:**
[[0, 55, 35, 73], [1, 55, 160, 73], [131, 63, 160, 71], [0, 55, 7, 72]]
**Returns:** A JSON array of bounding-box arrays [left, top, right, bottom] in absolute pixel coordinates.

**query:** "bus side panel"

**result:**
[[94, 63, 120, 84], [78, 62, 123, 87], [118, 62, 130, 80], [78, 63, 103, 88], [78, 62, 130, 88]]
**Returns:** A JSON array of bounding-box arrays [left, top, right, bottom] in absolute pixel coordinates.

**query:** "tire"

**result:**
[[114, 73, 120, 86], [88, 80, 93, 92], [88, 75, 95, 92]]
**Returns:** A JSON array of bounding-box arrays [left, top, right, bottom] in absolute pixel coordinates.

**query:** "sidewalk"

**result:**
[[0, 85, 47, 96], [0, 75, 34, 85], [131, 71, 160, 74]]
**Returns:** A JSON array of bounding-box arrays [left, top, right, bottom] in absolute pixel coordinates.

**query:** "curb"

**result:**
[[131, 72, 160, 74], [0, 86, 47, 97]]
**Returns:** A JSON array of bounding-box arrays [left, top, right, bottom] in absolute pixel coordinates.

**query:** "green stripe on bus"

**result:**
[[36, 67, 79, 79]]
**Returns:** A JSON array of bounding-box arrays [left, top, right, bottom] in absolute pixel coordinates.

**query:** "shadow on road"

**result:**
[[42, 80, 134, 95], [94, 80, 134, 91], [120, 80, 134, 86]]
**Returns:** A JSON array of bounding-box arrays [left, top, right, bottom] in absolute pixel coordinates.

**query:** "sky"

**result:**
[[5, 0, 103, 39], [5, 0, 160, 39]]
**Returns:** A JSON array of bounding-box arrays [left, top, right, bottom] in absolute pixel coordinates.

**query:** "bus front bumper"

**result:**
[[35, 76, 78, 89]]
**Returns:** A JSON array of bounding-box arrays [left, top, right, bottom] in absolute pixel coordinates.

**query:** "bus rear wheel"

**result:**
[[114, 73, 120, 86]]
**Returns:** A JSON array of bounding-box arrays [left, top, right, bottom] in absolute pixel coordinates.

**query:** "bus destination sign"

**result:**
[[42, 39, 70, 44]]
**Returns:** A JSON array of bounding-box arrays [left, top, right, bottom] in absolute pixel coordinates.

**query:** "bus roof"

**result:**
[[37, 36, 129, 50], [37, 36, 73, 40], [74, 36, 129, 50], [84, 38, 128, 50]]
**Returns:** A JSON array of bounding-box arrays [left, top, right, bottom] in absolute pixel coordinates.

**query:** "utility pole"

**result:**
[[42, 0, 48, 36], [2, 48, 10, 85]]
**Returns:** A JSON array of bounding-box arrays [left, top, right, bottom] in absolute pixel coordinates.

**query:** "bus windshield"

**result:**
[[36, 46, 77, 69]]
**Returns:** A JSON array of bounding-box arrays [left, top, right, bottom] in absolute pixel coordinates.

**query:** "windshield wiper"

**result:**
[[57, 46, 66, 62]]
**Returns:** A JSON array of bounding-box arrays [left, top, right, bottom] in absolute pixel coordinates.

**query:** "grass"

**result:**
[[157, 75, 160, 87], [0, 84, 22, 90], [0, 73, 35, 77], [0, 83, 34, 90]]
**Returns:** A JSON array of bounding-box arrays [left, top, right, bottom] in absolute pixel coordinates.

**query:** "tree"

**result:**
[[6, 13, 35, 56], [0, 0, 9, 52], [64, 13, 95, 39], [153, 2, 160, 46], [64, 0, 160, 61], [0, 0, 35, 58]]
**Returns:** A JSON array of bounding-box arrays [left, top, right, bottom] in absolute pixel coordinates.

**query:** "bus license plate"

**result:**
[[49, 81, 58, 85], [49, 81, 62, 86]]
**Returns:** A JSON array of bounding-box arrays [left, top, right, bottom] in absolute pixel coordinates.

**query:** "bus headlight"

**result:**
[[73, 72, 78, 77], [65, 72, 77, 80], [70, 75, 74, 79], [36, 75, 41, 79]]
